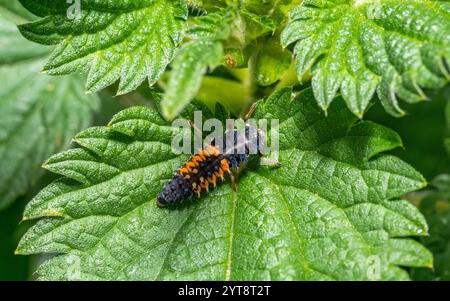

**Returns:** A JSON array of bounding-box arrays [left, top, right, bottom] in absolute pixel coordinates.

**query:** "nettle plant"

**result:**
[[3, 0, 450, 280]]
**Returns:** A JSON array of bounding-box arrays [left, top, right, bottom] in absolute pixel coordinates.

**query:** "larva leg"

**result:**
[[188, 120, 202, 137], [260, 156, 282, 168], [189, 120, 204, 153], [227, 170, 238, 192], [244, 102, 258, 121]]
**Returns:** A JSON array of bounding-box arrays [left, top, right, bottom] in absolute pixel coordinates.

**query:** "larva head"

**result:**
[[157, 174, 192, 207]]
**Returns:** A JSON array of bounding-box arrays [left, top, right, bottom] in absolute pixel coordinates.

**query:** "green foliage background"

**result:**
[[0, 0, 449, 280]]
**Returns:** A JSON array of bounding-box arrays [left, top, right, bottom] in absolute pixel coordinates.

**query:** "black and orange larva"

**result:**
[[156, 126, 264, 207]]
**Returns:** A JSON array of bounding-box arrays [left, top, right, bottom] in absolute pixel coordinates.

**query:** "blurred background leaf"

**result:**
[[0, 1, 128, 280], [367, 85, 450, 181], [410, 175, 450, 280], [445, 100, 450, 156], [253, 34, 291, 87], [0, 8, 99, 210], [0, 196, 33, 280], [0, 0, 35, 21]]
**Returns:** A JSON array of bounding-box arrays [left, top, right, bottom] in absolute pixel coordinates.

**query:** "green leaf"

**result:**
[[0, 0, 36, 21], [196, 76, 253, 113], [242, 0, 297, 17], [411, 175, 450, 280], [0, 196, 32, 280], [17, 88, 431, 280], [282, 0, 450, 118], [0, 12, 99, 210], [161, 41, 224, 120], [240, 8, 276, 42], [254, 35, 292, 86], [0, 10, 48, 64], [366, 86, 450, 180], [161, 11, 233, 120], [446, 139, 450, 157], [17, 0, 188, 95], [189, 0, 295, 18], [187, 0, 227, 12], [446, 99, 450, 156]]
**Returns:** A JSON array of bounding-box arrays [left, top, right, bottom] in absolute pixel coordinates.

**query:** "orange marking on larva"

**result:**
[[174, 144, 232, 201], [209, 175, 217, 184], [211, 146, 221, 156], [185, 161, 198, 169], [192, 155, 204, 164], [203, 148, 211, 156], [220, 159, 230, 172], [205, 145, 220, 156], [198, 150, 207, 159], [215, 169, 224, 180]]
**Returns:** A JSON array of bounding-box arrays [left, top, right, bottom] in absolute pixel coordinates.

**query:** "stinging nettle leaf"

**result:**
[[17, 88, 431, 280], [254, 34, 292, 86], [17, 0, 188, 95], [161, 10, 234, 120], [187, 0, 227, 12], [161, 40, 224, 121], [281, 0, 450, 118], [240, 8, 276, 42]]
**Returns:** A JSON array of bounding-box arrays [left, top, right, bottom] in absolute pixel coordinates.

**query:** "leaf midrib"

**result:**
[[225, 187, 237, 280]]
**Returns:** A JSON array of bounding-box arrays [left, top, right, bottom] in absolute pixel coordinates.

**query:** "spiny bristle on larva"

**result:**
[[179, 147, 231, 197], [158, 141, 250, 206], [179, 145, 221, 177]]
